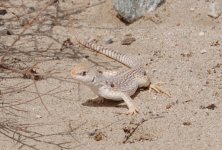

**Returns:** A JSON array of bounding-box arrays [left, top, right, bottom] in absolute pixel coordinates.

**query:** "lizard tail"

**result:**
[[76, 37, 139, 68]]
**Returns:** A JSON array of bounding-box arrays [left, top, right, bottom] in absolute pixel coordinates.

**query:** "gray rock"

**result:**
[[208, 2, 221, 19], [146, 0, 164, 12], [114, 0, 164, 23], [121, 35, 136, 45], [0, 9, 7, 15], [104, 37, 114, 44]]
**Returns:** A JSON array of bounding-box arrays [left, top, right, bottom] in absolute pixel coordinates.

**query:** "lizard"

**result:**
[[70, 35, 170, 115]]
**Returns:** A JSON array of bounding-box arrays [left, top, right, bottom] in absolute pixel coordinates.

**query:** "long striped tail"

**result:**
[[76, 38, 139, 68]]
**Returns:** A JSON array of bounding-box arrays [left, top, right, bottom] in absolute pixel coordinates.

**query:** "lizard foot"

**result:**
[[149, 82, 171, 97], [126, 107, 139, 115]]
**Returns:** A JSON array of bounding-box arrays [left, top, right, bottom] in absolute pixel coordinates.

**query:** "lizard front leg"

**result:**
[[120, 92, 139, 115]]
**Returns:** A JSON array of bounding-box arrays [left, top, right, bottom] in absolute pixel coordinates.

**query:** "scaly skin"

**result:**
[[71, 64, 141, 115], [76, 38, 150, 88], [71, 36, 170, 115]]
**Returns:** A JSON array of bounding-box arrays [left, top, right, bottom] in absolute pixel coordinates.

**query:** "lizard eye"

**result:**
[[97, 70, 103, 74], [82, 71, 87, 76], [143, 71, 147, 76]]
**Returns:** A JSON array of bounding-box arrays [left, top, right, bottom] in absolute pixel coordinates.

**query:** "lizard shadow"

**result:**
[[82, 100, 125, 108], [81, 87, 148, 108]]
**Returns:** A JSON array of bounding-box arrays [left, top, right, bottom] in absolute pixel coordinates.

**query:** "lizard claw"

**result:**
[[126, 107, 139, 115], [149, 83, 171, 97]]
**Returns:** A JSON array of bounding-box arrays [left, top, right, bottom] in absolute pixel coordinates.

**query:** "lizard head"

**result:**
[[71, 64, 97, 84]]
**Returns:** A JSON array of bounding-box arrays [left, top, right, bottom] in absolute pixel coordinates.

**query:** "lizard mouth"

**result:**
[[70, 68, 77, 77], [70, 65, 85, 77]]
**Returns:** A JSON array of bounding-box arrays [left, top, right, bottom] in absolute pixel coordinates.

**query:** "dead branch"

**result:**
[[1, 0, 58, 63], [0, 119, 77, 150], [0, 62, 44, 81], [122, 118, 147, 144]]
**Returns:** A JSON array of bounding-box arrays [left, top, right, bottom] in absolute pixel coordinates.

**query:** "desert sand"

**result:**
[[0, 0, 222, 150]]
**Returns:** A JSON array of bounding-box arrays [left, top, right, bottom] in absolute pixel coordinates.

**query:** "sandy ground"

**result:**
[[0, 0, 222, 149]]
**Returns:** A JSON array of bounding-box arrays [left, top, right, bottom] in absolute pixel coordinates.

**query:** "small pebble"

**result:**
[[206, 104, 217, 110], [190, 7, 195, 11], [105, 37, 114, 44], [28, 7, 35, 13], [121, 35, 136, 45], [0, 9, 7, 15], [199, 31, 205, 36], [6, 30, 13, 35], [183, 122, 192, 126], [0, 29, 14, 35], [201, 49, 207, 54], [36, 114, 42, 118], [0, 19, 4, 26]]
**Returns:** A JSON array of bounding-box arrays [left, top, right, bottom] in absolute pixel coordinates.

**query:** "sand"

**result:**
[[0, 0, 221, 149]]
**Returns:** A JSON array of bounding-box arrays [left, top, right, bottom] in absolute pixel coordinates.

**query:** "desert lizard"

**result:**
[[71, 36, 169, 115]]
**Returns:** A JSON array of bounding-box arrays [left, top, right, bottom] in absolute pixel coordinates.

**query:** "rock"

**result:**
[[146, 0, 164, 12], [28, 7, 36, 13], [104, 37, 114, 44], [190, 7, 195, 11], [114, 0, 164, 23], [0, 19, 4, 26], [0, 9, 7, 15], [200, 49, 207, 54], [121, 34, 136, 45], [0, 29, 14, 35], [208, 2, 221, 18], [36, 114, 42, 118], [199, 31, 205, 36]]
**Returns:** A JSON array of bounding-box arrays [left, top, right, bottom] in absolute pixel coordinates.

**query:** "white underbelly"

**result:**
[[99, 87, 124, 101], [98, 87, 137, 101], [88, 86, 121, 101]]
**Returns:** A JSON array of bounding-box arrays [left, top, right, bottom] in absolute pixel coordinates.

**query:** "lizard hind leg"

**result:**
[[148, 82, 171, 97], [88, 96, 104, 104]]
